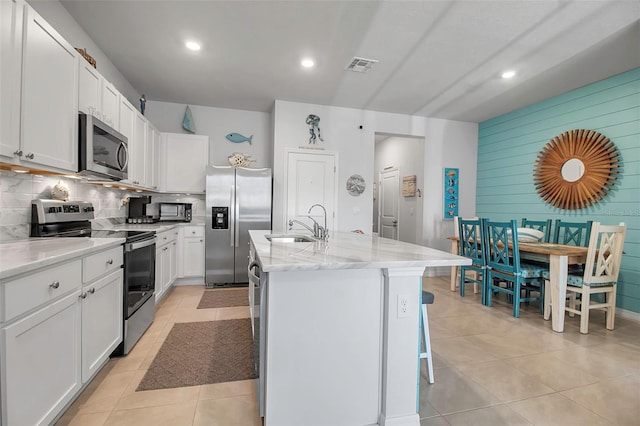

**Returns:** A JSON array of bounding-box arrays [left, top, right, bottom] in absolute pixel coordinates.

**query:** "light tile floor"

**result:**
[[56, 276, 640, 426]]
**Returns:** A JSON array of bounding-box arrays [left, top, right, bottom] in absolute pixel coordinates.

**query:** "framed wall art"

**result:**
[[444, 168, 459, 219], [402, 175, 416, 197]]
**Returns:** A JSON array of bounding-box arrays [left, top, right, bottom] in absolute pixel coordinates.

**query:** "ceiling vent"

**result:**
[[345, 56, 378, 73]]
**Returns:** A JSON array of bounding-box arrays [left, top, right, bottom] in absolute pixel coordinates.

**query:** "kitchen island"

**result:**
[[249, 230, 470, 426]]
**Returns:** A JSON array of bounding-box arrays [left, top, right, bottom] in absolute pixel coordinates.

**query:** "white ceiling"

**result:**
[[58, 0, 640, 123]]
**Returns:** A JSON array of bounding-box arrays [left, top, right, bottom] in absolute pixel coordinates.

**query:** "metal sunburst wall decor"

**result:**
[[533, 129, 619, 210]]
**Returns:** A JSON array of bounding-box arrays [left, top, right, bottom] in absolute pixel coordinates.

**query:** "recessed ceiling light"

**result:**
[[501, 70, 516, 79], [301, 58, 315, 68], [186, 41, 201, 51]]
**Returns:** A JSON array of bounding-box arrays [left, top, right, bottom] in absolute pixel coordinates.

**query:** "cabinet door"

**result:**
[[160, 133, 209, 193], [81, 269, 123, 382], [161, 244, 171, 292], [21, 6, 78, 171], [145, 123, 158, 190], [2, 291, 81, 426], [101, 80, 119, 129], [170, 239, 179, 283], [0, 0, 24, 160], [183, 238, 205, 277], [155, 245, 164, 302], [78, 60, 101, 116], [131, 111, 147, 186]]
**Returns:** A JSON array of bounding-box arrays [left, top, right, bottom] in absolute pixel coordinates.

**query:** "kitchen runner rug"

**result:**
[[197, 288, 249, 309], [136, 319, 256, 391]]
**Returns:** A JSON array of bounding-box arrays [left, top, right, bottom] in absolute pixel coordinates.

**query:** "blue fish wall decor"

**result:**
[[226, 133, 253, 145]]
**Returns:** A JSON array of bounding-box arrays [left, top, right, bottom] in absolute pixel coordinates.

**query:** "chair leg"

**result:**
[[459, 268, 466, 297], [543, 280, 551, 320], [513, 281, 521, 318], [420, 303, 434, 384], [580, 287, 590, 334], [606, 285, 616, 330]]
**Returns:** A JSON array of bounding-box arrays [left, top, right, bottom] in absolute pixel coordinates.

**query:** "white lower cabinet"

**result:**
[[0, 244, 124, 425], [2, 291, 82, 426], [180, 225, 205, 278], [81, 269, 123, 382], [155, 228, 178, 302]]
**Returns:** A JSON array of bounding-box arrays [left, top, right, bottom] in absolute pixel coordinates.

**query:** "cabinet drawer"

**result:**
[[157, 228, 176, 246], [184, 226, 204, 238], [82, 245, 123, 283], [2, 260, 81, 323]]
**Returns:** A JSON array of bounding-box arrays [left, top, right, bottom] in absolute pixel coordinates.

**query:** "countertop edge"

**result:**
[[0, 238, 126, 281]]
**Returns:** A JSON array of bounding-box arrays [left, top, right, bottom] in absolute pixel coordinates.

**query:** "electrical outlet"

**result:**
[[397, 294, 410, 318]]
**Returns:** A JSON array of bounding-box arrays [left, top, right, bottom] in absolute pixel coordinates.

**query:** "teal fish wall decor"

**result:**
[[226, 133, 253, 145]]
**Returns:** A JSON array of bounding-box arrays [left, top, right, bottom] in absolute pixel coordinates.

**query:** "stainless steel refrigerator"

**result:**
[[206, 166, 272, 287]]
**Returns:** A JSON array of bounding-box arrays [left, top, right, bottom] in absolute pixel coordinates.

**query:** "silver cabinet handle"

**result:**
[[88, 287, 96, 294], [25, 153, 35, 159], [13, 150, 23, 157], [50, 281, 60, 289], [107, 259, 114, 265], [200, 239, 203, 242], [163, 247, 168, 251], [79, 292, 87, 299], [192, 231, 196, 235]]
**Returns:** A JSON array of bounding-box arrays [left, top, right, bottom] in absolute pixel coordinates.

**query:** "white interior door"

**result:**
[[286, 151, 336, 232], [379, 168, 399, 240]]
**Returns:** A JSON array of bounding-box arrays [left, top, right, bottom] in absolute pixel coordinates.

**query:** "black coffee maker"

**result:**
[[127, 196, 153, 223]]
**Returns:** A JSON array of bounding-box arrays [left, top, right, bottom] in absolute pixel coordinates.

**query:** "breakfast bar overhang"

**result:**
[[249, 230, 470, 426]]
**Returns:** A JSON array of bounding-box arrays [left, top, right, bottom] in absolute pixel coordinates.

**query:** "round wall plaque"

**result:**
[[533, 129, 619, 210], [346, 174, 366, 196]]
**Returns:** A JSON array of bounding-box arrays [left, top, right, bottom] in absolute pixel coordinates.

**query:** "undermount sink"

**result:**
[[265, 234, 316, 243]]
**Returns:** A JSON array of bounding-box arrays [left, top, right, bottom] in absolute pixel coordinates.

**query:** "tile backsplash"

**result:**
[[0, 171, 205, 241]]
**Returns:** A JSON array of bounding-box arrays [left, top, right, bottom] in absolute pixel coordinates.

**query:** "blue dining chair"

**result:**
[[553, 220, 592, 246], [485, 220, 547, 317], [521, 218, 553, 243], [457, 218, 487, 304]]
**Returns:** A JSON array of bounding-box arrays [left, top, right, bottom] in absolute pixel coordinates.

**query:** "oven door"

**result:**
[[124, 238, 156, 317]]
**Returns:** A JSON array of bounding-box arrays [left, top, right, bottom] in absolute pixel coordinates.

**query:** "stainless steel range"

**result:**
[[30, 199, 156, 355]]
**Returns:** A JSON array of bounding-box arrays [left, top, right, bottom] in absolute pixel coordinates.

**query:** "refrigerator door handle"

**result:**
[[230, 184, 235, 247], [235, 184, 240, 247]]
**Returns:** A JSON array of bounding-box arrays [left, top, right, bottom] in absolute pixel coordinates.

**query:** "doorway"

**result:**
[[373, 133, 425, 244], [379, 168, 399, 239], [284, 149, 337, 232]]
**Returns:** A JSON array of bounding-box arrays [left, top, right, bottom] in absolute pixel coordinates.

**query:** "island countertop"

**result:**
[[249, 230, 470, 272]]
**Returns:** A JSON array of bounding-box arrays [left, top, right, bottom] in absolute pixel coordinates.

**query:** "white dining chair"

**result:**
[[544, 222, 626, 334]]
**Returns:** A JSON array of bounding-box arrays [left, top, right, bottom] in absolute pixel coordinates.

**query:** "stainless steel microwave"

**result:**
[[78, 113, 128, 181], [158, 203, 192, 222]]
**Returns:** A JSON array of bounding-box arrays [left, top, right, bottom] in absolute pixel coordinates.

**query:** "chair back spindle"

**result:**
[[553, 220, 593, 246]]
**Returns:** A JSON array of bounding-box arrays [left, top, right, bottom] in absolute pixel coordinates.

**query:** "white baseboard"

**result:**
[[617, 307, 640, 323], [173, 277, 204, 286]]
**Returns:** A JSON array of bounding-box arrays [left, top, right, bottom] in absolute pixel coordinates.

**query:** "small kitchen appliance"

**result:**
[[30, 199, 156, 355], [158, 202, 192, 222], [128, 196, 154, 223], [206, 166, 272, 287]]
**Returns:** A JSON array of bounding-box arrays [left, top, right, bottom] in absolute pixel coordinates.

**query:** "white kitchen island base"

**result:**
[[250, 231, 470, 426]]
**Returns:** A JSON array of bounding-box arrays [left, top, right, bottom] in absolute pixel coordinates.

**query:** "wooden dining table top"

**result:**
[[447, 236, 589, 257]]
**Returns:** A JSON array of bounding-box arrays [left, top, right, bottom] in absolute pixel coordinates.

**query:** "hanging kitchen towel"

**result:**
[[182, 105, 196, 133]]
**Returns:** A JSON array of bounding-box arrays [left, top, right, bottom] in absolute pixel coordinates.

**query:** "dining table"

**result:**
[[448, 236, 588, 332]]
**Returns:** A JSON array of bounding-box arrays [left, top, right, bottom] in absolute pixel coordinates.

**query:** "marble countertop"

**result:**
[[0, 238, 125, 280], [250, 230, 471, 272], [98, 220, 204, 232]]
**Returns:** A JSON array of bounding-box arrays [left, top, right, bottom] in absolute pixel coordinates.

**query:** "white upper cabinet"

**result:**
[[78, 61, 120, 130], [130, 110, 147, 186], [160, 133, 210, 193], [101, 80, 119, 129], [0, 0, 24, 160], [146, 122, 159, 190], [20, 5, 78, 172], [78, 61, 101, 117]]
